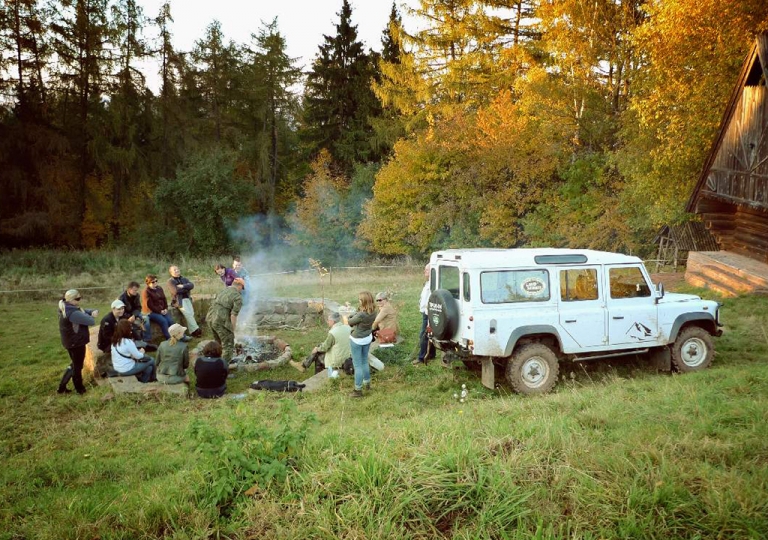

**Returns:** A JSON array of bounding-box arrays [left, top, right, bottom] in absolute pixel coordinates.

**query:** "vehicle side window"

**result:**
[[480, 270, 549, 304], [560, 269, 598, 301], [463, 272, 470, 302], [609, 267, 651, 298], [439, 266, 460, 299], [430, 268, 436, 291]]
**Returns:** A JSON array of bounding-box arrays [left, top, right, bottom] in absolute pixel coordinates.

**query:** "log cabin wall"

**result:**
[[693, 38, 768, 265]]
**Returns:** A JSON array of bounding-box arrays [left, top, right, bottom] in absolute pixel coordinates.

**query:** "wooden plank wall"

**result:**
[[706, 86, 768, 207]]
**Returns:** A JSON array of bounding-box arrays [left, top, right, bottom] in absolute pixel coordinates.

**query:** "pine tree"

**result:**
[[301, 0, 381, 173], [244, 18, 302, 243]]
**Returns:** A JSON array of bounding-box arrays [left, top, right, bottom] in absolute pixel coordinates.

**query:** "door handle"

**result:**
[[612, 316, 624, 320], [564, 319, 576, 323]]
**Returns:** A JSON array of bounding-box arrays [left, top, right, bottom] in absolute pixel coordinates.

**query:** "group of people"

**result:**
[[57, 259, 432, 400], [57, 258, 250, 398], [290, 290, 402, 398]]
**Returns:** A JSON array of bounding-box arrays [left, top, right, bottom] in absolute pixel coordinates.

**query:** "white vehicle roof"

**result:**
[[430, 248, 642, 269]]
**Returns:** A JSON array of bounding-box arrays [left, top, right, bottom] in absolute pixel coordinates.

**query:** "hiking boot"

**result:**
[[57, 387, 72, 394], [350, 389, 363, 398], [191, 329, 203, 338], [412, 358, 425, 366], [290, 360, 305, 373]]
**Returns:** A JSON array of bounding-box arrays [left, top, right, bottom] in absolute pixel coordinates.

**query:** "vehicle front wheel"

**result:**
[[671, 326, 714, 373], [506, 343, 559, 395]]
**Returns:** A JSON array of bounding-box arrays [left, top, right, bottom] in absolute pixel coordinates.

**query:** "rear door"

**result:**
[[605, 265, 659, 346], [557, 267, 606, 348]]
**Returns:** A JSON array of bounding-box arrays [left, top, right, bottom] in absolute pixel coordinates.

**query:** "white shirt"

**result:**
[[419, 281, 431, 314], [111, 338, 143, 373]]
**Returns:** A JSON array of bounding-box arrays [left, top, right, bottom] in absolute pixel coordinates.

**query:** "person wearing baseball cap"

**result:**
[[95, 299, 132, 377], [155, 323, 190, 385], [57, 289, 98, 394]]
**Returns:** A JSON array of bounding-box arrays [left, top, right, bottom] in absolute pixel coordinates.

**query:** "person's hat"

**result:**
[[375, 291, 389, 301], [111, 299, 126, 309], [169, 323, 187, 338], [64, 289, 80, 302]]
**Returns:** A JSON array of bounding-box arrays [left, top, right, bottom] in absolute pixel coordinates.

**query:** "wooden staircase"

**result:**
[[685, 251, 768, 297]]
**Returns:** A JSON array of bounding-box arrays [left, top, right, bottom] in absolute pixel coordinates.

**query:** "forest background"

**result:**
[[2, 0, 768, 265]]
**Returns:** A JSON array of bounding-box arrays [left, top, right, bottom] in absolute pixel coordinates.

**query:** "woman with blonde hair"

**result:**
[[156, 323, 190, 385], [57, 289, 98, 394], [347, 291, 377, 398]]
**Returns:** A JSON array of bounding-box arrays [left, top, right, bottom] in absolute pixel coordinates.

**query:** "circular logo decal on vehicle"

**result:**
[[520, 277, 545, 296]]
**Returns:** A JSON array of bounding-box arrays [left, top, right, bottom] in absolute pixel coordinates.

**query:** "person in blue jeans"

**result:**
[[111, 319, 156, 383], [347, 291, 377, 398], [141, 274, 174, 340]]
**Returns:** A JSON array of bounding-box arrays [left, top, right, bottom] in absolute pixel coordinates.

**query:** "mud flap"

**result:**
[[481, 357, 495, 389], [649, 347, 671, 372]]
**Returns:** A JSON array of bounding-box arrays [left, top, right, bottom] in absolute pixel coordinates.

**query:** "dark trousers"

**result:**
[[60, 345, 87, 393], [418, 313, 430, 361], [302, 351, 326, 374]]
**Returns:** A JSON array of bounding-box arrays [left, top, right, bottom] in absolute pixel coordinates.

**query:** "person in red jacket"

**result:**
[[141, 274, 175, 340]]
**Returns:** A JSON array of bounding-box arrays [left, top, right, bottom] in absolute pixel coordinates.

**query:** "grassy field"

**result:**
[[0, 255, 767, 539]]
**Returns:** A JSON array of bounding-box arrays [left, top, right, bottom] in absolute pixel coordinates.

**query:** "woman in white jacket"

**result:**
[[111, 319, 156, 383]]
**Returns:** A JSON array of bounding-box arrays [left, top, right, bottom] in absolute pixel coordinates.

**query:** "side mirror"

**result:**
[[655, 282, 665, 304]]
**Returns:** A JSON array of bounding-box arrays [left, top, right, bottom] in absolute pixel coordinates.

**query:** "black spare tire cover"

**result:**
[[428, 289, 459, 340]]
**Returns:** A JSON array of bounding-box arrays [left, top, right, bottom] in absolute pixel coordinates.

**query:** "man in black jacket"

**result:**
[[167, 265, 201, 338], [119, 281, 151, 342]]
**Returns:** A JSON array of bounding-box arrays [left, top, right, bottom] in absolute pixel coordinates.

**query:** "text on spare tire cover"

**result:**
[[430, 301, 443, 326]]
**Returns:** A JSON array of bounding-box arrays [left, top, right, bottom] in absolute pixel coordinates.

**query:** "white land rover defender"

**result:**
[[427, 249, 723, 394]]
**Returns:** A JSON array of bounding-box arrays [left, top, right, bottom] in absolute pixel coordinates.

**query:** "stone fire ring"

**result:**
[[193, 337, 292, 373]]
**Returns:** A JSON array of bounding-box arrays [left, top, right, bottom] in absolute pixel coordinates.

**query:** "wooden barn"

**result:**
[[684, 33, 768, 296]]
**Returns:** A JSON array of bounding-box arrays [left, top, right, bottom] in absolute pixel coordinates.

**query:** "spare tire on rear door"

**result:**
[[428, 289, 459, 340]]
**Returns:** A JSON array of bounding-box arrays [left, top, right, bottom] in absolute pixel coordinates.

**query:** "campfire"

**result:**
[[232, 337, 280, 364], [230, 335, 292, 372]]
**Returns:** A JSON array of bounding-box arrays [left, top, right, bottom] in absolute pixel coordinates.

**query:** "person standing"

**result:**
[[156, 323, 190, 385], [57, 289, 98, 394], [414, 263, 434, 365], [232, 256, 252, 301], [167, 265, 201, 338], [206, 278, 244, 363], [141, 274, 175, 340], [347, 291, 377, 398], [214, 263, 238, 287]]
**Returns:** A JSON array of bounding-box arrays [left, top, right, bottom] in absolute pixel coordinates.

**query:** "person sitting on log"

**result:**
[[195, 340, 229, 399], [95, 299, 131, 377], [111, 319, 156, 383], [291, 311, 351, 374], [119, 281, 152, 345], [371, 291, 399, 350], [166, 265, 201, 338], [141, 274, 176, 341], [156, 323, 190, 385]]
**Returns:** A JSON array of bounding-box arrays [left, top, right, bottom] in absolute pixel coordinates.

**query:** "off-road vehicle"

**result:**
[[427, 249, 722, 394]]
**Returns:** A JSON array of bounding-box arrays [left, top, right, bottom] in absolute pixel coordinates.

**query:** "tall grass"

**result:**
[[0, 259, 766, 539]]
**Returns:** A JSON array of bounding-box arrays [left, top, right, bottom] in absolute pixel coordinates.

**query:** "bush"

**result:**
[[187, 399, 317, 512]]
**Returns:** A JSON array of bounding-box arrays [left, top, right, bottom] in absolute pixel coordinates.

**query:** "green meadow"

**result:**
[[0, 253, 766, 539]]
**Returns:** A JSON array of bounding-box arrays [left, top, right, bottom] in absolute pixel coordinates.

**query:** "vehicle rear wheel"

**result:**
[[505, 343, 559, 395], [671, 326, 714, 372]]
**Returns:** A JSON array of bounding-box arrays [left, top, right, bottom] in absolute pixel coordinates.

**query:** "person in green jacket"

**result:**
[[206, 278, 244, 363], [156, 323, 190, 384]]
